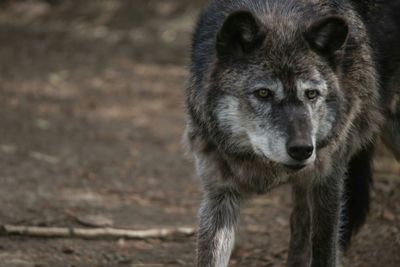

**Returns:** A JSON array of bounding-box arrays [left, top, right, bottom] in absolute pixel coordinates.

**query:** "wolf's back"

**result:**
[[350, 0, 400, 160]]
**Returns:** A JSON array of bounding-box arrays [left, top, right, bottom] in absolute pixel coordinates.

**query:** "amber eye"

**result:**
[[255, 88, 273, 99], [305, 89, 319, 100]]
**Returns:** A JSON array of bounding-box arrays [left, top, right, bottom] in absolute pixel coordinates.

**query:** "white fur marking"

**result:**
[[216, 96, 251, 149], [247, 124, 292, 164], [214, 226, 235, 267]]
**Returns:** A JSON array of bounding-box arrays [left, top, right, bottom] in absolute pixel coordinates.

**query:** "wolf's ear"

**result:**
[[217, 11, 261, 58], [304, 16, 349, 55]]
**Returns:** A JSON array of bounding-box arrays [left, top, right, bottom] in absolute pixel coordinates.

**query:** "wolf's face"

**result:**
[[212, 11, 348, 169]]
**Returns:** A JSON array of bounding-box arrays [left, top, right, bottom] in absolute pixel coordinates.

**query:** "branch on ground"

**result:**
[[0, 225, 196, 240]]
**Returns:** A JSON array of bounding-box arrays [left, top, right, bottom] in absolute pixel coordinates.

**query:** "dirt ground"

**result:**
[[0, 1, 399, 267]]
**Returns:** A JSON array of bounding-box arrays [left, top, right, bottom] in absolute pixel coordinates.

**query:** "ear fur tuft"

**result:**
[[304, 16, 349, 55], [217, 11, 262, 58]]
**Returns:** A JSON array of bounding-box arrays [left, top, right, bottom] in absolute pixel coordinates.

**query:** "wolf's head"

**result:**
[[211, 10, 348, 169]]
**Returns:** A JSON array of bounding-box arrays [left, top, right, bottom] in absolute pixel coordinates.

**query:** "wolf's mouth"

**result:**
[[283, 163, 307, 171], [256, 148, 311, 170]]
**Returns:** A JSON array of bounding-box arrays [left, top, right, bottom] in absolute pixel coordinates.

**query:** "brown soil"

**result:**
[[0, 1, 399, 267]]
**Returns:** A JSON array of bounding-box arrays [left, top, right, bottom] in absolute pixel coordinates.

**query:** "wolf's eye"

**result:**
[[305, 89, 320, 100], [255, 88, 273, 99]]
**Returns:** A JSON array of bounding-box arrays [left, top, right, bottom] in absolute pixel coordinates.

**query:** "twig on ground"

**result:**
[[0, 225, 196, 240]]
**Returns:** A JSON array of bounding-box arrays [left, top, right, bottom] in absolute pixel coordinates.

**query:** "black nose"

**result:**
[[287, 141, 314, 161]]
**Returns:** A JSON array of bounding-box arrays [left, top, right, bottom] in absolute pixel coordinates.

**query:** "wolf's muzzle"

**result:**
[[284, 103, 314, 162]]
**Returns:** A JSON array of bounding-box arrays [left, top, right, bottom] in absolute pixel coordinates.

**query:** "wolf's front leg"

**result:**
[[197, 187, 241, 267], [310, 172, 344, 267], [287, 181, 311, 267]]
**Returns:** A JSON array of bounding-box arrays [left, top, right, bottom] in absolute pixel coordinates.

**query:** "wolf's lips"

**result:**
[[283, 163, 307, 170]]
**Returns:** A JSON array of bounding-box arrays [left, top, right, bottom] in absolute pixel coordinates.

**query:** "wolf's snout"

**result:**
[[285, 103, 314, 162], [286, 140, 314, 161]]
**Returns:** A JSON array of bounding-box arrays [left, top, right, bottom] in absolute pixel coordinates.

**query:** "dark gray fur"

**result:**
[[185, 0, 400, 266]]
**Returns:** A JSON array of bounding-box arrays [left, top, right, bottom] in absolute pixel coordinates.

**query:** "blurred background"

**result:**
[[0, 1, 398, 266]]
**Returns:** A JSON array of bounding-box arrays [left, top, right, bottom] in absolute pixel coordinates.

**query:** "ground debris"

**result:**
[[0, 224, 195, 240]]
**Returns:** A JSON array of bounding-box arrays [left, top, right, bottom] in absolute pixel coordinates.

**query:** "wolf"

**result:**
[[184, 0, 400, 266]]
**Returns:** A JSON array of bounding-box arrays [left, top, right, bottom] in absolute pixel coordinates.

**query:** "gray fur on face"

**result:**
[[215, 76, 332, 166]]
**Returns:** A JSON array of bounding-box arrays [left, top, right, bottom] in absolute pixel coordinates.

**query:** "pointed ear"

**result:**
[[217, 11, 262, 58], [304, 16, 349, 55]]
